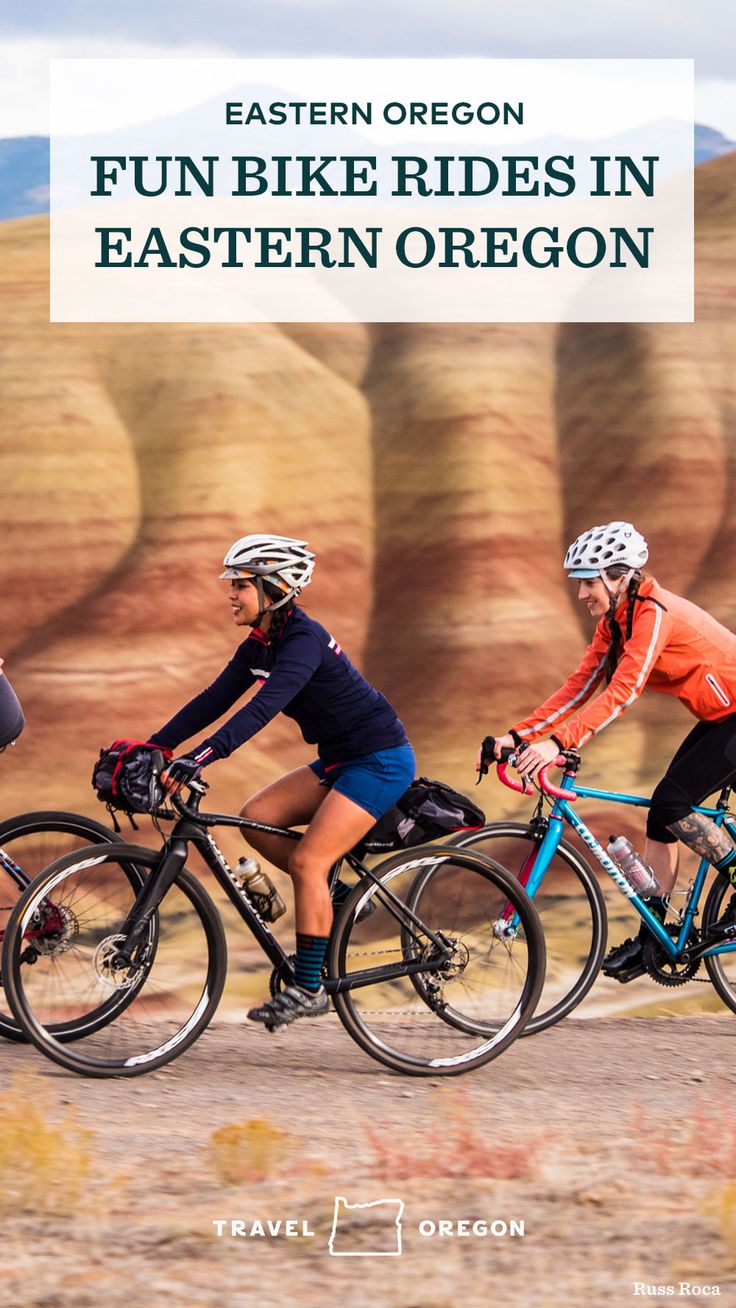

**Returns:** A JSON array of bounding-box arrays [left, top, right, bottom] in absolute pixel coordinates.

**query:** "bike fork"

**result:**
[[116, 841, 188, 961]]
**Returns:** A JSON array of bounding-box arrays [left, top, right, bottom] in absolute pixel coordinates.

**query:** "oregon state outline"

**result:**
[[328, 1196, 405, 1257]]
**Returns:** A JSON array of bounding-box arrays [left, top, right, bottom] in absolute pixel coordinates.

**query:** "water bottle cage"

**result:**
[[246, 885, 286, 923]]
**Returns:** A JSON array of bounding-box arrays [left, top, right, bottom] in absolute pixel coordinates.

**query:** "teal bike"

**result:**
[[459, 742, 736, 1034]]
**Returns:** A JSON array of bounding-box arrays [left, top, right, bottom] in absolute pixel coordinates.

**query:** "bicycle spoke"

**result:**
[[4, 845, 226, 1075], [450, 824, 606, 1033], [703, 875, 736, 1012], [0, 813, 118, 1041], [329, 848, 545, 1075]]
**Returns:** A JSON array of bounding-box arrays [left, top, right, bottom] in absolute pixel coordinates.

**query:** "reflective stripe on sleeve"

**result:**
[[516, 655, 607, 737], [577, 606, 663, 746]]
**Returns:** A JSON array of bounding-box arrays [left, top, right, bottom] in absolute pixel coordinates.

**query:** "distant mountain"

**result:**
[[0, 124, 733, 221], [694, 124, 736, 164], [0, 136, 49, 220]]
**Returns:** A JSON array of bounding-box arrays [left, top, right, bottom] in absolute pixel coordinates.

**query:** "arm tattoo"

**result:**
[[668, 812, 734, 865]]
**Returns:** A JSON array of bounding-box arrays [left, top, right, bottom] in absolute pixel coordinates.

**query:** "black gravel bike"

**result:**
[[0, 808, 120, 1040], [2, 778, 545, 1078]]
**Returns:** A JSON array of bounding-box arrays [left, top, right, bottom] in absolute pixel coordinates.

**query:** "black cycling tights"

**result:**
[[647, 715, 736, 844], [0, 672, 24, 749]]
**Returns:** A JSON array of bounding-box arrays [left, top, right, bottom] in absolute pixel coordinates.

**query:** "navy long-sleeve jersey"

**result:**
[[150, 608, 408, 767]]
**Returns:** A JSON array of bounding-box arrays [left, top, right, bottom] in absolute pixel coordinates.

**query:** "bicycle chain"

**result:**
[[331, 946, 451, 1017], [639, 899, 716, 984], [345, 947, 413, 958], [642, 924, 702, 986]]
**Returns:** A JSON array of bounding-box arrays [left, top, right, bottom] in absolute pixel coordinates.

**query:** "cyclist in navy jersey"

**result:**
[[0, 661, 25, 751], [149, 534, 415, 1029]]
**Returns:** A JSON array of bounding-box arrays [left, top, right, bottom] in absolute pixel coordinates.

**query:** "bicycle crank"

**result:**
[[642, 924, 701, 986]]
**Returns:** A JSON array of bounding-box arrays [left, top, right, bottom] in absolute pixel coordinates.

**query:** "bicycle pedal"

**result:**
[[604, 963, 646, 984]]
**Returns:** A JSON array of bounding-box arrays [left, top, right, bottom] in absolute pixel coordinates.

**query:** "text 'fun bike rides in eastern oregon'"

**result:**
[[144, 534, 416, 1028], [486, 520, 736, 983]]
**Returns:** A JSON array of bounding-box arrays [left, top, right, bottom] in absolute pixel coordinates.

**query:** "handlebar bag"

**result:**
[[92, 740, 171, 814]]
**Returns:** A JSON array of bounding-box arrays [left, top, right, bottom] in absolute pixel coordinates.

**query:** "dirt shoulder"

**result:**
[[3, 1015, 736, 1308]]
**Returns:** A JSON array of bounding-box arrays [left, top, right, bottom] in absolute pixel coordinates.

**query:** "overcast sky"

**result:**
[[2, 0, 735, 135]]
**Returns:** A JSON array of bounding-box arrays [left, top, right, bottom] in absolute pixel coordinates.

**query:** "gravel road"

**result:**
[[3, 1014, 735, 1308]]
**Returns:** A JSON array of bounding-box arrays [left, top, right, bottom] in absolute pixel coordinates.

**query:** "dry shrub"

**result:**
[[706, 1181, 736, 1259], [630, 1093, 736, 1176], [210, 1117, 296, 1184], [365, 1088, 546, 1181], [0, 1072, 93, 1214]]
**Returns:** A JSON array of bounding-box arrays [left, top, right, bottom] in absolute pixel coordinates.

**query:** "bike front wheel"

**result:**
[[328, 846, 545, 1077], [0, 810, 119, 1041], [449, 823, 607, 1033], [2, 844, 227, 1077]]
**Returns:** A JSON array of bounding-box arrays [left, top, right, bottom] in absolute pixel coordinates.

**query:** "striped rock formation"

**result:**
[[0, 151, 734, 822]]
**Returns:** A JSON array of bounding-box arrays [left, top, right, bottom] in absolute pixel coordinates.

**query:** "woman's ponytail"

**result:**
[[261, 578, 296, 642], [604, 619, 622, 685], [603, 569, 644, 684]]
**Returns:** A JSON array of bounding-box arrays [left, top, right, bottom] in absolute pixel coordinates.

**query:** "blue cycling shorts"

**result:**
[[309, 744, 416, 820]]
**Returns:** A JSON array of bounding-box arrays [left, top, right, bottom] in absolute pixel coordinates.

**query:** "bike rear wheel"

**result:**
[[328, 846, 545, 1076], [2, 844, 227, 1077], [449, 822, 607, 1033], [0, 810, 119, 1041], [702, 873, 736, 1013]]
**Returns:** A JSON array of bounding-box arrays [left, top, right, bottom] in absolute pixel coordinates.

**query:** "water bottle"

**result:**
[[606, 835, 660, 898], [234, 858, 287, 922]]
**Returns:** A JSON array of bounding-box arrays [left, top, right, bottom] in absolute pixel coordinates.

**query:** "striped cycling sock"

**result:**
[[331, 879, 351, 905], [637, 896, 668, 941], [294, 933, 329, 992]]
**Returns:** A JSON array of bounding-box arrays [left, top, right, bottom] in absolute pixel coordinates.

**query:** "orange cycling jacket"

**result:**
[[512, 577, 736, 751]]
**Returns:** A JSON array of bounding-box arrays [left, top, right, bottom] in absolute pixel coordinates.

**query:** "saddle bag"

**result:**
[[359, 777, 486, 855]]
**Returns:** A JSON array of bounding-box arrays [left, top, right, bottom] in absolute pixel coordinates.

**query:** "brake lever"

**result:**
[[476, 735, 517, 784], [497, 760, 537, 795]]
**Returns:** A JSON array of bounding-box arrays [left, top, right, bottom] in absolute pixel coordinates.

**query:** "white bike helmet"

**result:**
[[564, 522, 648, 581], [220, 535, 315, 614]]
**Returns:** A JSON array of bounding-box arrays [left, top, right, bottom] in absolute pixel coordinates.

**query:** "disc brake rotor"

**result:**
[[93, 934, 146, 990], [27, 902, 79, 957]]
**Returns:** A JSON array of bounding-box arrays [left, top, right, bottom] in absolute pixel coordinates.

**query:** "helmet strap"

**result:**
[[249, 577, 299, 628], [600, 567, 633, 622], [600, 567, 633, 599]]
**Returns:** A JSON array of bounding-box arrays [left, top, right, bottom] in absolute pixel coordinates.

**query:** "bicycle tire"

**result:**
[[3, 844, 227, 1077], [702, 873, 736, 1013], [327, 845, 545, 1077], [0, 810, 120, 1041], [449, 822, 607, 1033]]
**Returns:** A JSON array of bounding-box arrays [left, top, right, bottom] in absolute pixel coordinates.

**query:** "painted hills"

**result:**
[[1, 151, 735, 832]]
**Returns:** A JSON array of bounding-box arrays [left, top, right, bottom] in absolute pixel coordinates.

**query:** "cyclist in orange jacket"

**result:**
[[489, 521, 736, 982]]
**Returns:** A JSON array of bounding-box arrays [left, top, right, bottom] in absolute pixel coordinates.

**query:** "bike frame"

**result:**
[[0, 849, 29, 893], [0, 850, 32, 946], [503, 767, 736, 962], [114, 785, 454, 995], [0, 813, 117, 944]]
